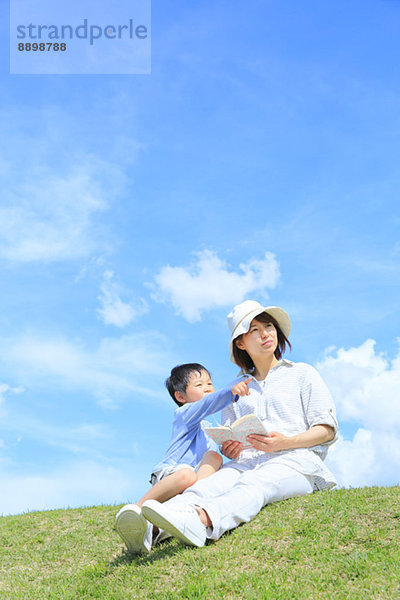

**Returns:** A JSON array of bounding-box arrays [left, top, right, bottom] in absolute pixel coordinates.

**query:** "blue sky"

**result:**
[[1, 0, 400, 515]]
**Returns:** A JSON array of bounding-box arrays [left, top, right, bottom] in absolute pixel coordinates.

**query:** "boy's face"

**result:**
[[178, 370, 214, 404]]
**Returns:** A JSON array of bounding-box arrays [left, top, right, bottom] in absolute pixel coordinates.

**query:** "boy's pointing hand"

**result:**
[[231, 377, 252, 397]]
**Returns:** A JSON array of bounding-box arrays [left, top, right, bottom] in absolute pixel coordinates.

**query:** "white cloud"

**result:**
[[0, 332, 172, 407], [0, 383, 24, 418], [0, 383, 24, 403], [0, 104, 140, 263], [97, 270, 148, 327], [151, 250, 280, 322], [0, 460, 132, 516], [317, 339, 400, 488], [326, 430, 400, 489], [317, 339, 400, 431], [0, 160, 118, 262], [3, 417, 112, 456]]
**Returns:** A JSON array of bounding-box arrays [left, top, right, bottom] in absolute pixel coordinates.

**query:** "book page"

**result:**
[[202, 426, 234, 445], [203, 415, 268, 447], [230, 415, 268, 447]]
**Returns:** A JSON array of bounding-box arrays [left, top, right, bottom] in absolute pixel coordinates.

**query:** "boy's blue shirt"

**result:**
[[151, 386, 233, 474]]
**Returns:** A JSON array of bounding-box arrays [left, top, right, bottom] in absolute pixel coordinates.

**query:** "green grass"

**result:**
[[1, 487, 399, 599]]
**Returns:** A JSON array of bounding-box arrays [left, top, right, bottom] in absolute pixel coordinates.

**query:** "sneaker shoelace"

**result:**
[[169, 503, 197, 516], [166, 503, 204, 525]]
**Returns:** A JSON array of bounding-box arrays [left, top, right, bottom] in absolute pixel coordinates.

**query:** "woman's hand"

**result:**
[[247, 425, 335, 453], [246, 431, 289, 453], [221, 440, 243, 460]]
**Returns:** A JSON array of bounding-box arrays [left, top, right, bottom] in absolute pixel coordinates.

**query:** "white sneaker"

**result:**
[[153, 528, 172, 546], [142, 499, 207, 548], [114, 504, 152, 554]]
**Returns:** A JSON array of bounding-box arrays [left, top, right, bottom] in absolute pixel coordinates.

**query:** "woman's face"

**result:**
[[235, 317, 278, 360]]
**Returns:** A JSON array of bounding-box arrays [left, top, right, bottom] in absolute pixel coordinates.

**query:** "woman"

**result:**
[[141, 300, 338, 547]]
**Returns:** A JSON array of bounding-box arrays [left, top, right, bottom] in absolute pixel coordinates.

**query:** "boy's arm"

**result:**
[[179, 386, 234, 428], [180, 378, 252, 429], [221, 377, 252, 427]]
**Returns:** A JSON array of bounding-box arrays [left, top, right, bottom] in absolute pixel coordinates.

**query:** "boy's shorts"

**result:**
[[150, 463, 197, 486]]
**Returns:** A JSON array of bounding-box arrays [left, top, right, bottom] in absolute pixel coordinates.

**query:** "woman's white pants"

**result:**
[[180, 460, 314, 540]]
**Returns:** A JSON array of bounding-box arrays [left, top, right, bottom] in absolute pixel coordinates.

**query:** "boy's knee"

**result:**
[[205, 450, 223, 465], [177, 468, 197, 489], [208, 450, 221, 459], [214, 453, 223, 468]]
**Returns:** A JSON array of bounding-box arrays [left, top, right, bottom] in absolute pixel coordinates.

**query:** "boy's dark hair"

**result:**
[[165, 363, 211, 407], [232, 312, 292, 372]]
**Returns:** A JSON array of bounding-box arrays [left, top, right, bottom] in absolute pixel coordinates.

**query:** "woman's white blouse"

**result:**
[[221, 359, 338, 490]]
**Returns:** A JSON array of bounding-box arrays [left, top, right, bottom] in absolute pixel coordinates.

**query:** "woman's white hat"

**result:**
[[227, 300, 291, 363]]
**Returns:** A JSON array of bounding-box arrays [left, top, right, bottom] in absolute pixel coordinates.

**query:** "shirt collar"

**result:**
[[237, 358, 294, 377]]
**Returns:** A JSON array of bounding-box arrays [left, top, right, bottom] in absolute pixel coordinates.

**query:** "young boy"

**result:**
[[115, 363, 251, 554]]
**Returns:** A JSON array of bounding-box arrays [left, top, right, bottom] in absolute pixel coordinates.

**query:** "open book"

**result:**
[[203, 414, 269, 448]]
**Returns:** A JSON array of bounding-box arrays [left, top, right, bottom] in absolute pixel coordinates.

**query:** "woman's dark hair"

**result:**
[[165, 363, 211, 407], [232, 312, 291, 372]]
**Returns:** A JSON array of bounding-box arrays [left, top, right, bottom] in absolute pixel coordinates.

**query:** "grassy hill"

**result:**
[[1, 486, 399, 599]]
